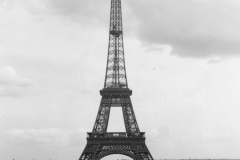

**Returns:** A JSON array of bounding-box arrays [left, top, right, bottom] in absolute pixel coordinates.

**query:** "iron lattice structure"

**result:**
[[79, 0, 154, 159], [104, 0, 127, 89]]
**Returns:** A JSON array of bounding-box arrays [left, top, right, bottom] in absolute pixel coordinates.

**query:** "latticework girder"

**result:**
[[92, 93, 140, 136], [79, 137, 154, 160], [104, 0, 128, 89]]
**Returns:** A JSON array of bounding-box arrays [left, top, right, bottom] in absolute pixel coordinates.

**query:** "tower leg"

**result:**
[[92, 96, 111, 135], [122, 95, 140, 136]]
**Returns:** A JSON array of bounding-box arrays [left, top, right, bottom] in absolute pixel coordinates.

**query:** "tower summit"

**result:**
[[104, 0, 127, 89], [79, 0, 154, 159]]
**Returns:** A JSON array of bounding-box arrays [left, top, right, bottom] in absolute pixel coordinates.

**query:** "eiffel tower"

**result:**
[[79, 0, 154, 159]]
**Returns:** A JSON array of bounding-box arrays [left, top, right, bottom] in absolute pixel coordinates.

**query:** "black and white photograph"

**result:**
[[0, 0, 240, 160]]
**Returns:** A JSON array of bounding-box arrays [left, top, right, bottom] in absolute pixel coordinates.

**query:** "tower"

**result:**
[[79, 0, 154, 159]]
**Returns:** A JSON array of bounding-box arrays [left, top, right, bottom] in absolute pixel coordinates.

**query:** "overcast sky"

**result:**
[[1, 0, 240, 160]]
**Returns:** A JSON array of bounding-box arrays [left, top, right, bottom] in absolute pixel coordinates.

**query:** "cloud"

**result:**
[[24, 0, 109, 25], [0, 0, 109, 25], [0, 66, 37, 97], [6, 128, 66, 145], [127, 0, 240, 58], [2, 0, 240, 59], [207, 57, 222, 64], [68, 128, 88, 146], [148, 125, 171, 143], [45, 0, 91, 16], [147, 125, 240, 148], [3, 128, 88, 147]]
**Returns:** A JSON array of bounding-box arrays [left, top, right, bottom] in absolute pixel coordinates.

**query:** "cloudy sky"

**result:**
[[1, 0, 240, 159]]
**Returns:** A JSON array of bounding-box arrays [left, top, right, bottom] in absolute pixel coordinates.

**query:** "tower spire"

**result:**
[[104, 0, 128, 89]]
